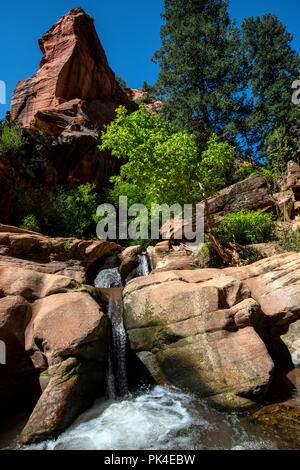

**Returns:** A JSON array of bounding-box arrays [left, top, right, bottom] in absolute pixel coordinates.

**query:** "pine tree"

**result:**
[[241, 14, 300, 160], [151, 0, 244, 151]]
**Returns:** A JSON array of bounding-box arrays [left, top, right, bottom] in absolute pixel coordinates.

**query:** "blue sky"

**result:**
[[0, 0, 299, 118]]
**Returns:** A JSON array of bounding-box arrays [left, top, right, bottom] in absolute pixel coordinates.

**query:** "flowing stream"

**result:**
[[9, 253, 299, 450], [23, 385, 296, 450]]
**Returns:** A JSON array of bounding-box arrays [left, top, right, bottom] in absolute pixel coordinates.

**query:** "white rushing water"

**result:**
[[23, 385, 282, 451], [94, 267, 122, 289], [136, 253, 151, 277], [106, 296, 129, 398]]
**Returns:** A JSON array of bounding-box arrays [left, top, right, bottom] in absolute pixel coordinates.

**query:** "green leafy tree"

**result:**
[[52, 182, 100, 239], [14, 182, 100, 239], [99, 106, 235, 209], [241, 14, 300, 158], [151, 0, 244, 150], [100, 105, 198, 207]]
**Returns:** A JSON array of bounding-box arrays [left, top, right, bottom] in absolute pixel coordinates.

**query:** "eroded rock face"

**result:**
[[286, 160, 300, 200], [0, 225, 120, 442], [226, 253, 300, 371], [123, 269, 274, 410], [0, 224, 122, 281]]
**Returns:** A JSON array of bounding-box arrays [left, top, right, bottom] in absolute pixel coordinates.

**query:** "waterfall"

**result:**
[[93, 253, 151, 399], [106, 291, 129, 398], [136, 253, 151, 277]]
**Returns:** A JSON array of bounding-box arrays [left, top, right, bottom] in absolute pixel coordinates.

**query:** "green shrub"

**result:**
[[277, 228, 300, 252], [213, 209, 276, 245], [234, 163, 277, 188], [20, 214, 40, 233], [134, 94, 157, 105], [0, 124, 27, 154], [239, 246, 263, 265]]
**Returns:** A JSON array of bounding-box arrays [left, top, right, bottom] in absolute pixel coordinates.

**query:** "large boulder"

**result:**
[[25, 291, 108, 366], [160, 174, 275, 240], [119, 245, 142, 282], [123, 269, 274, 410], [18, 356, 107, 445]]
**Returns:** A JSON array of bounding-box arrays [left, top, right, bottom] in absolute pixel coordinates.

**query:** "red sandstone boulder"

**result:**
[[123, 269, 274, 410], [119, 245, 142, 282], [25, 291, 108, 365], [18, 356, 107, 445], [225, 253, 300, 327], [0, 224, 122, 280]]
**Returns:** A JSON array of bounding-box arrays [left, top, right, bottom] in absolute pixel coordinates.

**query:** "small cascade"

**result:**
[[136, 253, 151, 277], [106, 290, 129, 398], [94, 267, 122, 289]]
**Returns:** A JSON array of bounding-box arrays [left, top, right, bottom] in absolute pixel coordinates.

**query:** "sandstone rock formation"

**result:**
[[225, 253, 300, 327], [118, 245, 142, 282], [286, 160, 300, 200], [0, 224, 122, 282], [124, 88, 163, 114], [123, 253, 300, 410]]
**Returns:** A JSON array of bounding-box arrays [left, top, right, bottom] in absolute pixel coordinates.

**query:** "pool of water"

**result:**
[[21, 385, 298, 451]]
